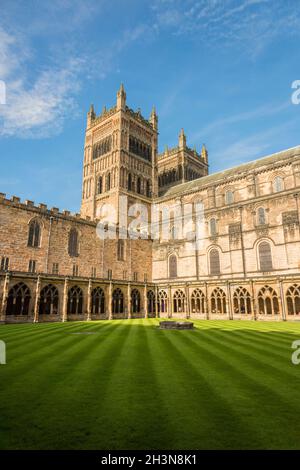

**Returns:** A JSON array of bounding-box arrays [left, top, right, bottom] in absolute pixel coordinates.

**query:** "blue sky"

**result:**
[[1, 0, 300, 211]]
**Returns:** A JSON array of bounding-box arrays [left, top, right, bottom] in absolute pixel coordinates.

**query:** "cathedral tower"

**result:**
[[81, 85, 158, 228]]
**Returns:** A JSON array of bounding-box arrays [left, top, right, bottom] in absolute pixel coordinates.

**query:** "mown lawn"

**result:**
[[0, 319, 300, 449]]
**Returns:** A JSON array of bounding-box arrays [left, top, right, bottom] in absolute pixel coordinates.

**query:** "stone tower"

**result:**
[[81, 85, 158, 231], [157, 130, 208, 195]]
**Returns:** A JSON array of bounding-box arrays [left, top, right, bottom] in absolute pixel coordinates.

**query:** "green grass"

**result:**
[[1, 319, 300, 449]]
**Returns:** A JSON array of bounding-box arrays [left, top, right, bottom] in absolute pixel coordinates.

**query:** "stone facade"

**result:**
[[1, 85, 300, 322]]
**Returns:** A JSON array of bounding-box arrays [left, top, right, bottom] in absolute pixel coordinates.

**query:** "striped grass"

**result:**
[[0, 319, 300, 449]]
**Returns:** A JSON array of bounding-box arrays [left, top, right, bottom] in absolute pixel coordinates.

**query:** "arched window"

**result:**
[[28, 220, 41, 248], [67, 286, 83, 314], [106, 172, 111, 191], [146, 180, 151, 197], [158, 290, 168, 314], [258, 241, 272, 271], [286, 284, 300, 316], [169, 254, 177, 278], [117, 239, 125, 261], [233, 287, 251, 315], [209, 218, 217, 236], [225, 190, 234, 205], [209, 249, 220, 276], [39, 284, 59, 315], [274, 176, 283, 193], [128, 173, 132, 191], [257, 286, 279, 315], [211, 287, 226, 314], [147, 290, 156, 317], [131, 289, 141, 314], [257, 207, 266, 225], [112, 288, 124, 314], [68, 228, 79, 257], [6, 282, 31, 316], [191, 288, 205, 314], [137, 177, 141, 194], [97, 176, 102, 194], [173, 289, 185, 314], [91, 287, 105, 314]]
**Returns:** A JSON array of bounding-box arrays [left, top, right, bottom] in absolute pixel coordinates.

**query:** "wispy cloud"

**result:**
[[213, 119, 298, 169], [152, 0, 300, 57], [191, 101, 290, 142], [0, 26, 82, 138], [0, 0, 150, 139]]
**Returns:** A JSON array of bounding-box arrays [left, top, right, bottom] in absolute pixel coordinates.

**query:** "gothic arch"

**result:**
[[131, 288, 141, 314], [91, 287, 105, 315], [210, 287, 226, 314], [233, 286, 252, 315], [112, 288, 124, 314], [67, 286, 83, 314], [286, 284, 300, 316], [191, 288, 205, 314], [6, 282, 31, 316], [173, 289, 185, 314], [39, 284, 59, 315], [257, 285, 279, 315], [158, 290, 168, 314]]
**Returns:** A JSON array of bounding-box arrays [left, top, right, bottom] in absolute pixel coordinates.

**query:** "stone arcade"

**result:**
[[1, 85, 300, 323]]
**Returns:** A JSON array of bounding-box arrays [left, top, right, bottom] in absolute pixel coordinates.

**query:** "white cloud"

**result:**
[[0, 27, 82, 138], [152, 0, 300, 57]]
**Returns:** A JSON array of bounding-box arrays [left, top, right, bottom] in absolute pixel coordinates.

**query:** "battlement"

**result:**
[[0, 193, 95, 226]]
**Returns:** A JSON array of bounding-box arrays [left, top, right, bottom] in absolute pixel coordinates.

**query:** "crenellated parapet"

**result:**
[[0, 193, 96, 226]]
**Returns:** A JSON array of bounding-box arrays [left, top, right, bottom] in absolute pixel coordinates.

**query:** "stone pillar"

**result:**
[[144, 284, 148, 319], [227, 282, 233, 320], [278, 278, 286, 321], [108, 281, 113, 320], [0, 273, 10, 323], [62, 278, 69, 322], [168, 285, 172, 318], [87, 279, 92, 321], [155, 285, 159, 318], [127, 283, 131, 319], [185, 283, 190, 319], [250, 280, 257, 320], [204, 282, 209, 320], [33, 275, 41, 323]]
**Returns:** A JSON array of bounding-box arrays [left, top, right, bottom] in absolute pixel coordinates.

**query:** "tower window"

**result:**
[[97, 176, 102, 194], [106, 172, 111, 191]]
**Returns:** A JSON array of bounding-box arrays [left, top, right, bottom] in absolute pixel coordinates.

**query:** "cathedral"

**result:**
[[1, 84, 300, 323]]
